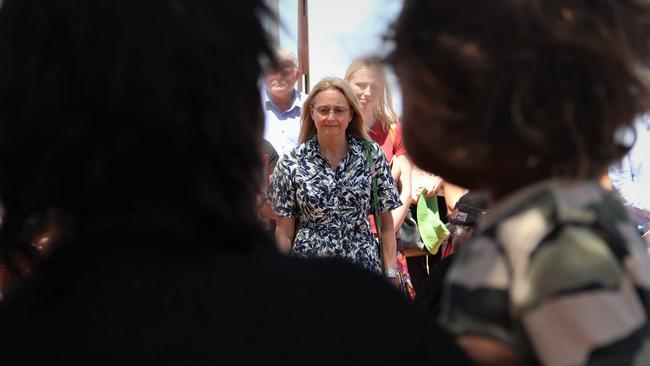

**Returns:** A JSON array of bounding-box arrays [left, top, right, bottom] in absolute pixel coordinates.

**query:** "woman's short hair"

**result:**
[[298, 77, 369, 144], [344, 57, 399, 132], [389, 0, 650, 190]]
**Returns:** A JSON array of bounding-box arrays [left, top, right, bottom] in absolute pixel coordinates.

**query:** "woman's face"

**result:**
[[347, 67, 383, 116], [311, 89, 353, 140]]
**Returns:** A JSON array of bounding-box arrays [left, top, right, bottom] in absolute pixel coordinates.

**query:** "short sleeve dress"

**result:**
[[269, 135, 401, 274]]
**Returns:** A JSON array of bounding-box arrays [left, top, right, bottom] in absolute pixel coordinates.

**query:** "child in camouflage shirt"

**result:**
[[389, 0, 650, 365]]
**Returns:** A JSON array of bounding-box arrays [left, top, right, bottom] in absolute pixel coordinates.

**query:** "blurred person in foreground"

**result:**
[[0, 0, 473, 364], [390, 0, 650, 365]]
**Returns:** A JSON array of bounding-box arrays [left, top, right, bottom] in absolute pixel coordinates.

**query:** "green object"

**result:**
[[362, 140, 386, 271], [416, 193, 449, 254]]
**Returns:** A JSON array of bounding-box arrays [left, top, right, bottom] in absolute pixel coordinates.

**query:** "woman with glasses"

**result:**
[[269, 77, 401, 282]]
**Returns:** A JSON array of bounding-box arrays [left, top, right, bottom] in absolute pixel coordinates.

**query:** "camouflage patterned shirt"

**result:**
[[439, 179, 650, 366]]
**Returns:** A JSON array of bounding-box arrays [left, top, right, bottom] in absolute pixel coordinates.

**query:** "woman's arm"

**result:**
[[379, 212, 399, 285], [259, 198, 279, 220], [268, 154, 297, 252], [411, 166, 443, 204], [442, 182, 467, 213], [275, 216, 295, 254], [391, 155, 413, 232]]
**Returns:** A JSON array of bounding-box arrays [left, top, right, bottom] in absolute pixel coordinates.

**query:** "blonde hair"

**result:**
[[298, 77, 369, 144], [344, 57, 399, 133]]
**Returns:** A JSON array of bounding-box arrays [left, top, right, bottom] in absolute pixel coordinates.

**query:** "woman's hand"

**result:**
[[411, 171, 443, 204]]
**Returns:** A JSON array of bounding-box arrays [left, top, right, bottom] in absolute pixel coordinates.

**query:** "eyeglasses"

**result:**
[[313, 106, 350, 118]]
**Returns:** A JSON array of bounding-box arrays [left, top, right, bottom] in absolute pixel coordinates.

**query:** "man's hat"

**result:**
[[448, 191, 488, 226]]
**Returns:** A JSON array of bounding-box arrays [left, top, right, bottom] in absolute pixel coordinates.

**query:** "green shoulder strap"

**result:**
[[362, 139, 385, 269]]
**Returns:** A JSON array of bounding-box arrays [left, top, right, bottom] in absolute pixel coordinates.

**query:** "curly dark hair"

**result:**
[[389, 0, 650, 195], [0, 0, 273, 266]]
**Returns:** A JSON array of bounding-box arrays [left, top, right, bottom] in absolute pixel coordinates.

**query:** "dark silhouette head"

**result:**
[[389, 0, 650, 197], [0, 0, 273, 263]]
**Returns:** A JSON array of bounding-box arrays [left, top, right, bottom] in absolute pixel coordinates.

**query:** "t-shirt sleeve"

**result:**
[[440, 222, 650, 366], [393, 123, 408, 157], [268, 154, 297, 217], [371, 142, 402, 213]]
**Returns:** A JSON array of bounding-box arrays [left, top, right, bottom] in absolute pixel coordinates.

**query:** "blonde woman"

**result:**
[[345, 57, 415, 296], [345, 57, 412, 229], [269, 77, 401, 280]]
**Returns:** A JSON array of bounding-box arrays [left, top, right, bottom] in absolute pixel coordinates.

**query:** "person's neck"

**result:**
[[318, 134, 349, 169], [271, 91, 295, 113]]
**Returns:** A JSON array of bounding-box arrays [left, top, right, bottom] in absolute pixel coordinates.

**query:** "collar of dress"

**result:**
[[304, 135, 365, 160]]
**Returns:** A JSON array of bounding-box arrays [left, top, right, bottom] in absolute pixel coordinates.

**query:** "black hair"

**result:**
[[389, 0, 650, 195], [0, 0, 273, 266], [448, 191, 488, 226]]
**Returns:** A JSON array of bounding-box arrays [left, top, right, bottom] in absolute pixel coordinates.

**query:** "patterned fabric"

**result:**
[[269, 135, 401, 273], [396, 252, 416, 299], [439, 179, 650, 366]]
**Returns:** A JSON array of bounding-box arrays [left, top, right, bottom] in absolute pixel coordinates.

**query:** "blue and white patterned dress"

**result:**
[[269, 135, 401, 273]]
